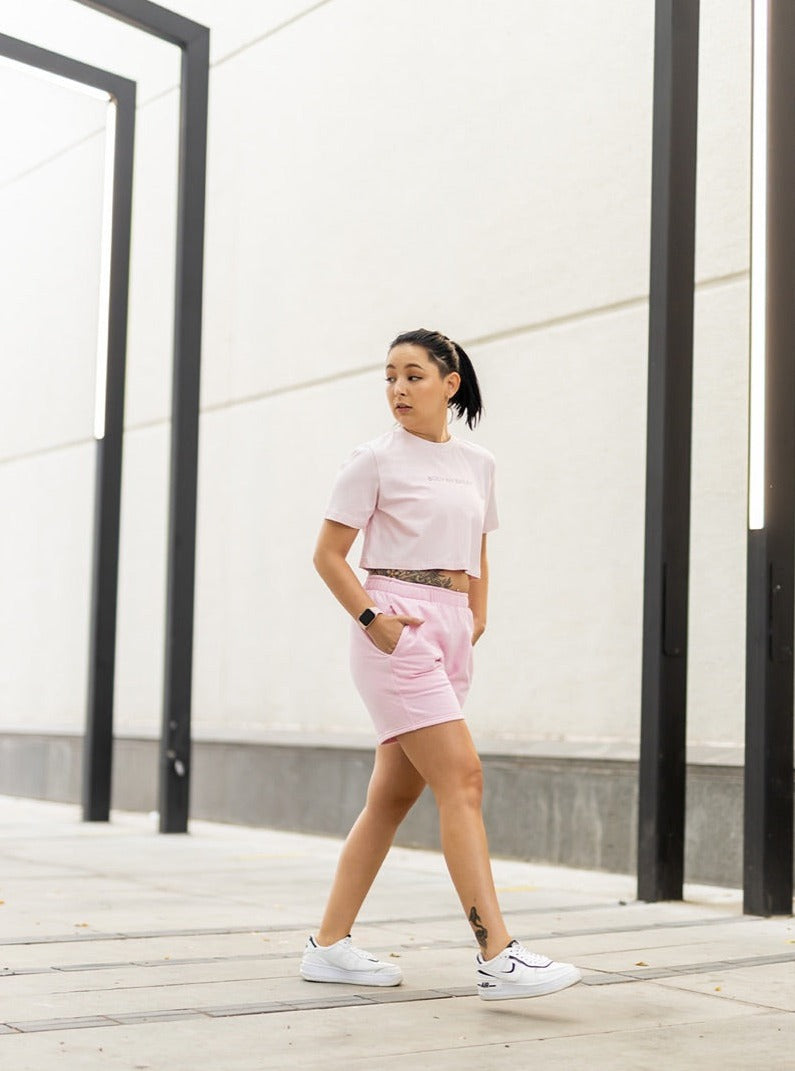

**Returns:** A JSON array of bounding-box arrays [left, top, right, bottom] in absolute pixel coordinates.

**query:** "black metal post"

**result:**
[[743, 0, 795, 917], [0, 33, 137, 824], [75, 1, 209, 833], [637, 0, 700, 902], [159, 29, 209, 833], [84, 83, 136, 822]]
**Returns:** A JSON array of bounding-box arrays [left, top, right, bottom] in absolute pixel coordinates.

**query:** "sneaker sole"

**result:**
[[300, 963, 403, 986], [477, 969, 581, 1001]]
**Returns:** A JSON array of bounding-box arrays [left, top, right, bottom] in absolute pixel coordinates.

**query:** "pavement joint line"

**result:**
[[106, 1009, 211, 1025], [2, 952, 794, 1035], [580, 950, 795, 986], [0, 915, 767, 979], [536, 914, 748, 940], [0, 901, 620, 946], [0, 904, 743, 950], [0, 988, 474, 1034], [3, 1015, 118, 1033], [617, 951, 795, 979], [0, 914, 753, 977]]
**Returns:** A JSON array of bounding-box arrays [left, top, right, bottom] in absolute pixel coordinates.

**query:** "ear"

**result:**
[[446, 371, 461, 398]]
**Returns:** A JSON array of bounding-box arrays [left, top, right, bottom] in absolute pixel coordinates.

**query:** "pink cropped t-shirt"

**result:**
[[324, 424, 498, 579]]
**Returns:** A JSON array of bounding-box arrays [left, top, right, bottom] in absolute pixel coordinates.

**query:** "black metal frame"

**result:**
[[3, 3, 207, 834], [743, 0, 795, 916], [0, 31, 136, 825], [69, 1, 209, 834], [637, 0, 700, 902]]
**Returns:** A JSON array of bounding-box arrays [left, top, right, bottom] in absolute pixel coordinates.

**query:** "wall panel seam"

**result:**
[[0, 269, 752, 468]]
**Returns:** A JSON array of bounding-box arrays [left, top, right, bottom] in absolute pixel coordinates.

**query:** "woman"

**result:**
[[299, 328, 580, 1000]]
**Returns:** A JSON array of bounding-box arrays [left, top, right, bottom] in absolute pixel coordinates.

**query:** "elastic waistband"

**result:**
[[364, 575, 469, 607]]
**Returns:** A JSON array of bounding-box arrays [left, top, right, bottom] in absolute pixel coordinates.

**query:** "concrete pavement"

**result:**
[[0, 793, 793, 1069]]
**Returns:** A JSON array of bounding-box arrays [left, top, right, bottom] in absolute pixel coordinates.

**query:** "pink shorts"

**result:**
[[349, 575, 475, 745]]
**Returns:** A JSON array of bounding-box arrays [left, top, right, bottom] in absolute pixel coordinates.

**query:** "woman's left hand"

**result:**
[[471, 619, 486, 646]]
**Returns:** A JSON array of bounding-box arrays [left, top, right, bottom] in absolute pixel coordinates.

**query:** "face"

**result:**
[[385, 343, 460, 431]]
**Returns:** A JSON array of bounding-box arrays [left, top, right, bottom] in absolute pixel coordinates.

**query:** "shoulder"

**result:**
[[364, 426, 400, 452], [453, 436, 496, 469], [336, 427, 398, 474], [346, 426, 398, 461]]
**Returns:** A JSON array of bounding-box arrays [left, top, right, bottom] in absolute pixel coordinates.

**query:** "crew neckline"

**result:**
[[395, 423, 456, 446]]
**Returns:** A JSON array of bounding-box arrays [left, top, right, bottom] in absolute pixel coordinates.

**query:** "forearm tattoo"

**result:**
[[368, 568, 453, 589], [468, 906, 488, 950]]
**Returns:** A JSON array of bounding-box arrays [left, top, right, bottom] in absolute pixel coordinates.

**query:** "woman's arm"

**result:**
[[467, 534, 489, 645], [313, 519, 423, 654]]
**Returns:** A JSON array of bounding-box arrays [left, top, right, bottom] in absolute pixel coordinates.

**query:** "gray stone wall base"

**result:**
[[0, 733, 748, 888]]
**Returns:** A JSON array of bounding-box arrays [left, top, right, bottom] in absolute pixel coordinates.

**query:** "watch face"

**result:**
[[359, 609, 376, 627]]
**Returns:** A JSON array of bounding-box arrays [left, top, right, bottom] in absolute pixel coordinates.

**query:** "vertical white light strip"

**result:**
[[748, 0, 768, 530], [94, 99, 117, 441]]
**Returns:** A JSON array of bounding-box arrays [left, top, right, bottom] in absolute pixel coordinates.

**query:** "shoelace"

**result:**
[[340, 937, 378, 962], [504, 942, 550, 967]]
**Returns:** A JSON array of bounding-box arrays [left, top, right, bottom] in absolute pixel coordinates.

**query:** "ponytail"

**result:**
[[449, 341, 483, 429]]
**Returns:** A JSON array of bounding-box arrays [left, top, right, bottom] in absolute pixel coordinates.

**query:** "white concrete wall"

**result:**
[[0, 0, 753, 754]]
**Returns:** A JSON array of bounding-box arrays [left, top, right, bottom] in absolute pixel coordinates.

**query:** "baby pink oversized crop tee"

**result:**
[[324, 424, 498, 578]]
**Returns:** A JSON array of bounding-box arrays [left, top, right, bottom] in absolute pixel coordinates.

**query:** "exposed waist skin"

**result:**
[[367, 568, 470, 593]]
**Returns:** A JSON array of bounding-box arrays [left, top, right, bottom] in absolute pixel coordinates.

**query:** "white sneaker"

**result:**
[[476, 939, 581, 1000], [300, 935, 403, 987]]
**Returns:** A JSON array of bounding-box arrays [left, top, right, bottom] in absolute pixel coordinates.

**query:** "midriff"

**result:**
[[367, 568, 470, 594]]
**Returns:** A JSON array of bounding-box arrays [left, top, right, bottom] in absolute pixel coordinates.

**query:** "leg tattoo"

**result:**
[[469, 906, 488, 950]]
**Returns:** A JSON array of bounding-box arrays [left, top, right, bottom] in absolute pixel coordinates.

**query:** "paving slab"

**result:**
[[654, 960, 795, 1013]]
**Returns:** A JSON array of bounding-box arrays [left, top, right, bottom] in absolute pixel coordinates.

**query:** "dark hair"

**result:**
[[387, 328, 484, 429]]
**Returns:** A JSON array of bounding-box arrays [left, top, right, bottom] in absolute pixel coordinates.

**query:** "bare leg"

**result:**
[[396, 720, 511, 960], [316, 743, 426, 946]]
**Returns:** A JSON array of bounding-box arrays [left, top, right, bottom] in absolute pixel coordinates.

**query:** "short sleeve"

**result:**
[[483, 460, 498, 532], [324, 445, 379, 530]]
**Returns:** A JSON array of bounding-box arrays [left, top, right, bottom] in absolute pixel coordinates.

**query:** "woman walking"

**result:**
[[300, 328, 580, 1000]]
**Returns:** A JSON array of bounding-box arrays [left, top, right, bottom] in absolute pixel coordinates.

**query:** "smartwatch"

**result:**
[[358, 606, 382, 630]]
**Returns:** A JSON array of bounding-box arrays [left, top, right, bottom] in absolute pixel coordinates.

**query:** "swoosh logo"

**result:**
[[511, 955, 549, 969]]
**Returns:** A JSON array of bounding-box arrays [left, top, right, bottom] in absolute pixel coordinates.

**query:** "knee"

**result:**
[[366, 781, 424, 824], [436, 761, 483, 810]]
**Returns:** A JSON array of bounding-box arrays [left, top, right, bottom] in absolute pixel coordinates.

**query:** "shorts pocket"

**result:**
[[388, 623, 412, 657], [364, 614, 413, 658], [385, 604, 438, 664]]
